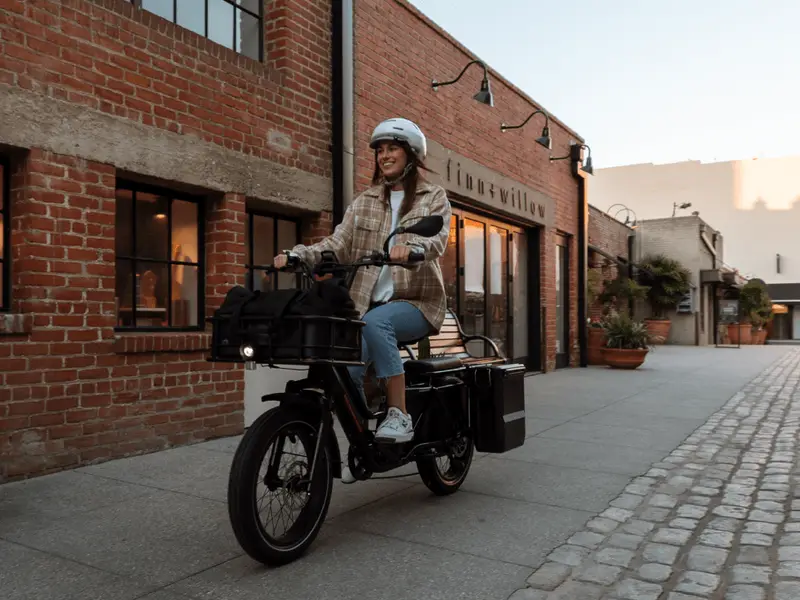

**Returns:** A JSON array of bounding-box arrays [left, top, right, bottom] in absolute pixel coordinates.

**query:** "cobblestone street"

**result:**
[[514, 348, 800, 600]]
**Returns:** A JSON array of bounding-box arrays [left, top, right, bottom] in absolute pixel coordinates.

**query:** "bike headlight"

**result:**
[[240, 344, 255, 359]]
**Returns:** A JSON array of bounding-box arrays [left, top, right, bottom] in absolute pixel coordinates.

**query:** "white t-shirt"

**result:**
[[371, 190, 404, 303]]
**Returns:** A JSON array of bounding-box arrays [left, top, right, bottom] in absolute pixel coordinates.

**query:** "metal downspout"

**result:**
[[331, 0, 355, 226], [572, 146, 589, 367]]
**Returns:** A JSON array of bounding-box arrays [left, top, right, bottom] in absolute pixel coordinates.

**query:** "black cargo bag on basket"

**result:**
[[209, 278, 362, 363], [468, 363, 527, 453]]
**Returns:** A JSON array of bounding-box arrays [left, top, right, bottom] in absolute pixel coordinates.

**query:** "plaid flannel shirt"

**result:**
[[291, 181, 452, 332]]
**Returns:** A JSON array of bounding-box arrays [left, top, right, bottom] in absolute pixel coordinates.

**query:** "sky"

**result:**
[[408, 0, 800, 169]]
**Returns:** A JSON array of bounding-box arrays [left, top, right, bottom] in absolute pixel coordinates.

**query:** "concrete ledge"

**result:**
[[0, 85, 332, 213]]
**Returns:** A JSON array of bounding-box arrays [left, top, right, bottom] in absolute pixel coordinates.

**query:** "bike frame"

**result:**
[[259, 252, 469, 479]]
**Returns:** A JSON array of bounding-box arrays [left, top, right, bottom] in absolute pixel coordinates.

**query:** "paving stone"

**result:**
[[596, 547, 635, 568], [759, 490, 789, 501], [601, 507, 635, 523], [731, 565, 771, 585], [675, 571, 720, 596], [708, 517, 741, 532], [640, 507, 671, 522], [687, 545, 728, 573], [642, 543, 680, 565], [754, 500, 783, 511], [776, 562, 800, 578], [749, 509, 784, 524], [548, 580, 604, 600], [638, 563, 673, 583], [586, 517, 619, 534], [776, 582, 800, 600], [608, 533, 644, 550], [724, 584, 766, 600], [785, 523, 800, 532], [614, 578, 663, 600], [713, 505, 748, 519], [736, 546, 770, 565], [548, 545, 591, 567], [574, 562, 621, 586], [567, 531, 606, 549], [780, 533, 800, 546], [692, 486, 720, 496], [526, 561, 572, 590], [622, 520, 655, 537], [669, 518, 700, 530], [677, 505, 708, 519], [699, 529, 735, 548], [778, 546, 800, 562], [688, 495, 713, 506], [743, 521, 778, 535], [611, 494, 645, 510], [740, 533, 772, 547], [723, 494, 753, 508], [652, 527, 692, 546], [649, 494, 678, 509]]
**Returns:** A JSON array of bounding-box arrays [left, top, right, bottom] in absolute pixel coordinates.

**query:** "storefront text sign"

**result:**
[[425, 139, 555, 227]]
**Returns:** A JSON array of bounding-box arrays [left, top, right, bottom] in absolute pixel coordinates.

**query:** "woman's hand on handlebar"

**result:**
[[389, 245, 423, 263], [273, 253, 289, 269]]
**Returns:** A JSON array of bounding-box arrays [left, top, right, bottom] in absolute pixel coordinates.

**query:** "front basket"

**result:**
[[208, 314, 365, 366]]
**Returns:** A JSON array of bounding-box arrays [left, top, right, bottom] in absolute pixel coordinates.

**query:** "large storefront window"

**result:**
[[441, 207, 535, 364]]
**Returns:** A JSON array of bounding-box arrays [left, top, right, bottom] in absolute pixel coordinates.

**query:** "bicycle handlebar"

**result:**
[[266, 250, 424, 282]]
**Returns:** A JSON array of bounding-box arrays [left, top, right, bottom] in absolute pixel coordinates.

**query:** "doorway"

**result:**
[[440, 205, 541, 368], [555, 235, 570, 369]]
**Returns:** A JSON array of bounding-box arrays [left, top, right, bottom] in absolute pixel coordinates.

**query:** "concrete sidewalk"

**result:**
[[0, 345, 793, 600]]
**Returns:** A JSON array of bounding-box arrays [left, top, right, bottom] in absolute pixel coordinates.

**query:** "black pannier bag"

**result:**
[[208, 277, 364, 365], [468, 363, 526, 453]]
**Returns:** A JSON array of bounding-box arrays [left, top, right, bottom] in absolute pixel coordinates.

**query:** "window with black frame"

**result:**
[[130, 0, 263, 61], [245, 212, 300, 293], [0, 159, 8, 311], [115, 182, 204, 330]]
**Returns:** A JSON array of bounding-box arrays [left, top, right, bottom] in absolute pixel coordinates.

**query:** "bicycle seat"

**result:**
[[403, 356, 463, 374]]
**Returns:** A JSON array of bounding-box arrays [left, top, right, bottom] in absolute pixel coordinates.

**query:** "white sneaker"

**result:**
[[341, 465, 356, 484], [374, 407, 414, 443]]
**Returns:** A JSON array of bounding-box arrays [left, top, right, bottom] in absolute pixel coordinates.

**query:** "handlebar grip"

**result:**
[[408, 250, 424, 263]]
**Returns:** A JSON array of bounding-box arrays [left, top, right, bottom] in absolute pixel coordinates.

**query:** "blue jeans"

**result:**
[[347, 301, 431, 401]]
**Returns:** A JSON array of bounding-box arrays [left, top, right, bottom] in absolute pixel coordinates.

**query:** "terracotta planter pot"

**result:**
[[645, 319, 670, 344], [756, 329, 767, 344], [588, 327, 606, 365], [602, 348, 649, 370], [727, 323, 751, 345]]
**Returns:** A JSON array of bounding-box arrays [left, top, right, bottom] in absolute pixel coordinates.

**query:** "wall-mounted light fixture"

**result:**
[[550, 142, 593, 175], [500, 109, 551, 150], [672, 201, 692, 217], [432, 59, 493, 106], [606, 203, 638, 227], [777, 253, 782, 274]]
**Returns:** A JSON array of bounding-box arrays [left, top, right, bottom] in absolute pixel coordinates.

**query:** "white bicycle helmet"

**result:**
[[369, 118, 427, 161]]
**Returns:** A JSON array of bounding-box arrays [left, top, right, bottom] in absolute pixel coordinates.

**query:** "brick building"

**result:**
[[1, 0, 591, 481], [0, 0, 333, 481], [587, 205, 634, 320]]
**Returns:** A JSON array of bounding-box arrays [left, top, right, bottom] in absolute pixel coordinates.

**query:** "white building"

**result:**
[[591, 155, 800, 340]]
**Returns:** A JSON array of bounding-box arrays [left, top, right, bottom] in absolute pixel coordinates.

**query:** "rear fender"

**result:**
[[261, 391, 342, 479]]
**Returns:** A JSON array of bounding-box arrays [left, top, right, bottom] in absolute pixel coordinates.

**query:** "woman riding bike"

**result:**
[[273, 117, 451, 450]]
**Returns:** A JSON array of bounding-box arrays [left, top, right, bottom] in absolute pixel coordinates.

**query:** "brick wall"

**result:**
[[353, 0, 582, 370], [0, 0, 333, 481], [588, 205, 633, 319], [1, 0, 331, 176]]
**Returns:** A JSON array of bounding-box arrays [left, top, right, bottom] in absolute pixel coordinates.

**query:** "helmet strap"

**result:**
[[381, 163, 413, 188]]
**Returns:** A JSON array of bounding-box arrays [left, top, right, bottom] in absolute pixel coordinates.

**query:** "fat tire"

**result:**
[[416, 437, 474, 496], [227, 405, 333, 566]]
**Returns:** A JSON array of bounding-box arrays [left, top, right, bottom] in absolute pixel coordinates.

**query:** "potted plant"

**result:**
[[600, 311, 660, 369], [635, 254, 692, 344], [739, 279, 772, 344], [587, 269, 606, 365]]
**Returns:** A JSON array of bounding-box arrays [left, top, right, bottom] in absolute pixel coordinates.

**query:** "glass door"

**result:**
[[440, 206, 536, 365]]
